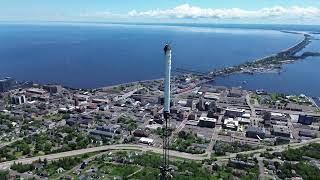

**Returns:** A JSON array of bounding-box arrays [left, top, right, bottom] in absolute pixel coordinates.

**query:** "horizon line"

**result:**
[[1, 20, 320, 27]]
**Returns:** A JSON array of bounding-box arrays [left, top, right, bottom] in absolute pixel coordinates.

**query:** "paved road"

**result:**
[[246, 93, 260, 127], [170, 119, 187, 141], [0, 144, 206, 170], [206, 112, 223, 157], [215, 137, 320, 160], [257, 157, 266, 180], [287, 116, 299, 140], [1, 138, 319, 170]]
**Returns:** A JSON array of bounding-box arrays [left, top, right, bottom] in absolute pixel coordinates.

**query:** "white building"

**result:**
[[204, 92, 220, 100], [242, 113, 251, 119], [223, 118, 239, 131], [225, 107, 246, 117], [11, 95, 26, 105], [139, 137, 154, 145], [237, 117, 251, 125]]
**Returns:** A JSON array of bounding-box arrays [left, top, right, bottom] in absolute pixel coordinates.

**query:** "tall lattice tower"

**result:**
[[160, 44, 172, 180]]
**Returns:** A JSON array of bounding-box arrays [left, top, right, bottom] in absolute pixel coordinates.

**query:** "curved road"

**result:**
[[0, 144, 206, 169], [1, 138, 319, 170]]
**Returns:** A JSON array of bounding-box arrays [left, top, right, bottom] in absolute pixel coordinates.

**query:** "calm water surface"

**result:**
[[0, 23, 318, 96]]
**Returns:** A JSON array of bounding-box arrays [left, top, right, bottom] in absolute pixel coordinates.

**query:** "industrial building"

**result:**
[[272, 125, 291, 138], [299, 130, 317, 138], [43, 85, 62, 94], [198, 115, 216, 128], [225, 107, 246, 118], [246, 126, 266, 139], [298, 115, 314, 125], [228, 88, 243, 98]]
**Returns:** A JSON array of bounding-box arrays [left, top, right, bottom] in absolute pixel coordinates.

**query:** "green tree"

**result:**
[[0, 171, 9, 180], [127, 122, 137, 135], [11, 162, 34, 173]]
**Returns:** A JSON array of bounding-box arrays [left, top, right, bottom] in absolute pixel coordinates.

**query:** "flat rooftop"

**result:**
[[226, 107, 246, 113], [199, 116, 217, 123], [204, 92, 220, 100]]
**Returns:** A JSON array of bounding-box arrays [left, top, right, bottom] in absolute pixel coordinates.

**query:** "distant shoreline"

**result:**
[[1, 21, 320, 31], [96, 33, 315, 90], [1, 23, 319, 96]]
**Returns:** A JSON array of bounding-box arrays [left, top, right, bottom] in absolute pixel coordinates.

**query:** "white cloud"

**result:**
[[80, 11, 112, 18], [78, 4, 320, 24], [127, 4, 320, 20], [80, 11, 127, 20]]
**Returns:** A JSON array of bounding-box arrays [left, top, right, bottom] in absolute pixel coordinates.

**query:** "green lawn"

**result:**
[[130, 167, 159, 180], [14, 151, 23, 158], [105, 163, 140, 178]]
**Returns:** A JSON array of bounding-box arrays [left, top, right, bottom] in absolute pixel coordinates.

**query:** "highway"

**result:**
[[0, 144, 206, 170], [1, 137, 319, 170]]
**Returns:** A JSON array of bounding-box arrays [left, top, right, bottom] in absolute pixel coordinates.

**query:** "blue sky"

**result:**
[[1, 0, 320, 24]]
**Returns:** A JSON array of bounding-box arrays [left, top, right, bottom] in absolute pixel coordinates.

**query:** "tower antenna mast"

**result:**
[[160, 44, 172, 179]]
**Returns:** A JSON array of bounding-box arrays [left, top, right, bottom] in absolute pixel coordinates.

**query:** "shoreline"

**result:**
[[2, 29, 318, 96], [97, 33, 318, 94]]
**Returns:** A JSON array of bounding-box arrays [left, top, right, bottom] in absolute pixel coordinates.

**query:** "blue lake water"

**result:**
[[216, 34, 320, 97], [0, 23, 319, 96]]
